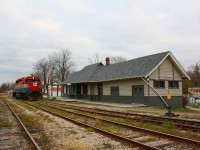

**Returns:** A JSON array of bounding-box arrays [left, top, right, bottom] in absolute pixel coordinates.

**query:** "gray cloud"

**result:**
[[0, 0, 200, 84]]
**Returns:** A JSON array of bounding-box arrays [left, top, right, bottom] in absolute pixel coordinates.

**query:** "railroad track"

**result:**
[[20, 100, 200, 150], [0, 99, 41, 150], [40, 100, 200, 132]]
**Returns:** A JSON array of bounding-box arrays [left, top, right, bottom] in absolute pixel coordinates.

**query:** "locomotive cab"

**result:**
[[26, 77, 42, 100], [26, 77, 41, 92]]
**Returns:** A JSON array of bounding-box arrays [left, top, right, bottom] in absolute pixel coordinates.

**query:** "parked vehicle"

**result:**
[[13, 76, 42, 100]]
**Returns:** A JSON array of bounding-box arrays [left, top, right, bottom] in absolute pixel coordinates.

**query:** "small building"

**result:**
[[188, 88, 200, 103], [48, 86, 62, 97], [61, 51, 190, 108]]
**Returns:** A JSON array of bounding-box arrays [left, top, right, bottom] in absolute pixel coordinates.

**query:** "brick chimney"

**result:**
[[106, 57, 110, 66]]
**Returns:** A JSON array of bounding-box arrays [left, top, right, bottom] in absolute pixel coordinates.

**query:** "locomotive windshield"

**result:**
[[25, 78, 40, 83], [28, 79, 40, 82]]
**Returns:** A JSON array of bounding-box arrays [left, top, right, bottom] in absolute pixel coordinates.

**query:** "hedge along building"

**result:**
[[61, 51, 190, 108]]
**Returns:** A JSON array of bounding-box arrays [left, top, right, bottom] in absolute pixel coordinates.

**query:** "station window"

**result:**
[[110, 86, 119, 96], [153, 80, 165, 89], [69, 85, 76, 95], [168, 81, 179, 89], [66, 86, 68, 94]]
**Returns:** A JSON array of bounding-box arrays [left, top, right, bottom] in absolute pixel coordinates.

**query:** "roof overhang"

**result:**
[[61, 76, 144, 85]]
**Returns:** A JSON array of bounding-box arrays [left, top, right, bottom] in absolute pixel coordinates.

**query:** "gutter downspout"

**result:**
[[141, 77, 169, 108]]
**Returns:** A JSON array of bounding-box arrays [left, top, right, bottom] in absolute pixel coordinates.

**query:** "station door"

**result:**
[[132, 85, 144, 103], [98, 83, 103, 101], [111, 86, 119, 102]]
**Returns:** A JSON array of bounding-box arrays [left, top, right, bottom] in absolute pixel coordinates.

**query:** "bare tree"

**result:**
[[32, 58, 50, 94], [181, 61, 200, 94], [48, 53, 57, 96], [0, 82, 14, 93], [187, 62, 200, 87], [54, 49, 76, 95], [110, 56, 127, 64], [182, 79, 193, 94], [89, 53, 127, 65], [88, 53, 102, 64], [32, 49, 75, 96], [55, 49, 76, 82]]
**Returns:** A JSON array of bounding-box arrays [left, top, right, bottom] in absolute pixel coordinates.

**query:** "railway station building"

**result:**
[[61, 51, 190, 108]]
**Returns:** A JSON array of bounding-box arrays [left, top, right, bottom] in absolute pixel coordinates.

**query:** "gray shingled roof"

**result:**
[[62, 63, 103, 84], [62, 51, 170, 84]]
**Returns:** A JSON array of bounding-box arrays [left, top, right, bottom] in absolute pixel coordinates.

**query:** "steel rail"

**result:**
[[2, 99, 41, 150], [33, 101, 200, 147], [76, 102, 200, 126], [40, 101, 200, 131], [19, 100, 159, 150]]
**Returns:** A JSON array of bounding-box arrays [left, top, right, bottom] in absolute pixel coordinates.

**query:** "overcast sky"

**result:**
[[0, 0, 200, 85]]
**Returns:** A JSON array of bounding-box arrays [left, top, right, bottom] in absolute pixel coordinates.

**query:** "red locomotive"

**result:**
[[13, 76, 42, 100]]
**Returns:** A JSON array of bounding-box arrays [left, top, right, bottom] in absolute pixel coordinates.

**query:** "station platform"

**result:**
[[50, 96, 148, 108]]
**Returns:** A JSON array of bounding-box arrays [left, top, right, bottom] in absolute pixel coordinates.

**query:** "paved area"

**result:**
[[50, 96, 149, 108]]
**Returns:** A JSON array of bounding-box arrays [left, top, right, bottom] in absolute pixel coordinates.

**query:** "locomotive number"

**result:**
[[33, 82, 37, 86]]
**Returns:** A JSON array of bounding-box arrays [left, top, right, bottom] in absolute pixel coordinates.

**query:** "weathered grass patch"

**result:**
[[161, 122, 175, 129], [126, 109, 159, 114], [0, 105, 6, 112], [18, 113, 44, 131], [137, 137, 157, 143], [135, 122, 200, 141], [102, 143, 112, 149], [108, 117, 134, 126], [66, 129, 77, 135], [94, 121, 121, 131], [182, 114, 200, 120], [83, 118, 89, 124], [0, 118, 12, 127], [36, 112, 56, 123], [11, 100, 53, 148], [58, 139, 92, 150], [40, 133, 51, 145], [85, 127, 95, 133], [16, 100, 37, 112], [173, 108, 198, 113]]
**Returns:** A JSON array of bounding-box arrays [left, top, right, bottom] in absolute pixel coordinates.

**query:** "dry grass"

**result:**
[[0, 118, 13, 127], [84, 127, 95, 133], [15, 100, 37, 112], [8, 99, 52, 148], [39, 133, 51, 145], [0, 105, 5, 112], [181, 114, 200, 120], [18, 113, 44, 131], [56, 139, 93, 150], [36, 112, 57, 123], [135, 122, 200, 141], [136, 137, 157, 143]]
